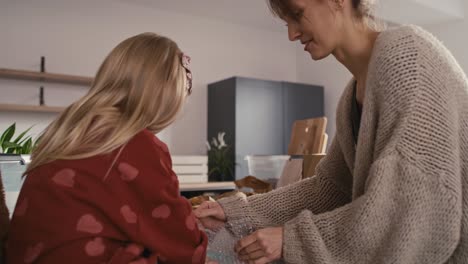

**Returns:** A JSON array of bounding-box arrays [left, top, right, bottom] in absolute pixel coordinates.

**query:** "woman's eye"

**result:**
[[294, 10, 303, 19]]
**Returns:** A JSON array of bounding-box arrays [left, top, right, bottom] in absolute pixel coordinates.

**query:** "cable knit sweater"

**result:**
[[218, 25, 468, 263]]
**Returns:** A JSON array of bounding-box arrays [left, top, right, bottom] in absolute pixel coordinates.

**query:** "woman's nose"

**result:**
[[288, 24, 301, 41]]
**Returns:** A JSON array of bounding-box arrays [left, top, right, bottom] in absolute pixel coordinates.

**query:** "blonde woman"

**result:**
[[195, 0, 468, 263], [6, 33, 208, 264]]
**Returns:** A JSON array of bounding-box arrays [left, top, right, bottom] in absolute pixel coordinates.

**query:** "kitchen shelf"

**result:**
[[0, 68, 93, 86], [179, 182, 236, 192], [0, 65, 92, 113], [0, 104, 65, 113]]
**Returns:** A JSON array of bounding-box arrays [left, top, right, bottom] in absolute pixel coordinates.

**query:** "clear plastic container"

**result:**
[[244, 155, 289, 188]]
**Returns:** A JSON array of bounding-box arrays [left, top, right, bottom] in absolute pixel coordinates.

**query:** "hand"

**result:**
[[235, 227, 283, 264], [193, 201, 226, 231]]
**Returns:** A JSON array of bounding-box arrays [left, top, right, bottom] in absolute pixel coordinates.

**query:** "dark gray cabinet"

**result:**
[[208, 77, 324, 180]]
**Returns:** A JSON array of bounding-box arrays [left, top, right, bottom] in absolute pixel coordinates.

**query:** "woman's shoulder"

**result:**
[[371, 23, 466, 82], [372, 24, 451, 64], [368, 24, 464, 94], [376, 24, 438, 47], [379, 24, 432, 39]]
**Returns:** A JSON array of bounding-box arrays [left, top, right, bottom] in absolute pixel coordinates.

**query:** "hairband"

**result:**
[[181, 53, 192, 95]]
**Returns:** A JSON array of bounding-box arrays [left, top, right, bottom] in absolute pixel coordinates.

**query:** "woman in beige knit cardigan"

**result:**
[[195, 0, 468, 263]]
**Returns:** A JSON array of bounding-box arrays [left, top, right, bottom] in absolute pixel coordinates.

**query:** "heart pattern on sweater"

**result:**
[[85, 237, 106, 257], [125, 243, 144, 256], [152, 204, 171, 219], [121, 205, 138, 224], [185, 214, 196, 231], [77, 214, 103, 234], [118, 162, 139, 181], [52, 168, 76, 187]]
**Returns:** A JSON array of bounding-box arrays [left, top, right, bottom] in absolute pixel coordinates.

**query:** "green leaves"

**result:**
[[13, 126, 32, 144], [0, 123, 15, 146], [0, 123, 37, 154], [207, 132, 235, 180], [22, 138, 33, 154]]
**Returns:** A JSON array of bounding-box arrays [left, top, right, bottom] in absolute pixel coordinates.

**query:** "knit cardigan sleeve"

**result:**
[[283, 155, 461, 263], [218, 137, 353, 235]]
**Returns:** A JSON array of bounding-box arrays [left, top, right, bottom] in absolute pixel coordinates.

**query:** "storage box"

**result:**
[[172, 155, 208, 184], [244, 155, 289, 187]]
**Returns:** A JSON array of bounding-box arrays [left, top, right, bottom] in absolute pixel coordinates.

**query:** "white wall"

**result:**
[[425, 3, 468, 74], [376, 0, 464, 25], [0, 0, 297, 155], [413, 0, 465, 19]]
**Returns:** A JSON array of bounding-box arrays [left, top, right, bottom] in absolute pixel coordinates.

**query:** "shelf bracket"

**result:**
[[39, 56, 46, 106]]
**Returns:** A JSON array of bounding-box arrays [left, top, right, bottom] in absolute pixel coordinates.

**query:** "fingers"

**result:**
[[194, 203, 225, 220], [239, 242, 262, 255], [239, 248, 264, 260], [235, 233, 257, 253], [193, 202, 214, 217], [236, 227, 283, 263], [195, 201, 209, 210], [194, 207, 220, 218], [237, 237, 263, 261], [248, 256, 270, 264], [198, 216, 225, 231], [195, 201, 214, 211]]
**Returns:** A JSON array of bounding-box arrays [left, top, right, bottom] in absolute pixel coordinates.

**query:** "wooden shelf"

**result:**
[[0, 104, 65, 113], [0, 68, 93, 86]]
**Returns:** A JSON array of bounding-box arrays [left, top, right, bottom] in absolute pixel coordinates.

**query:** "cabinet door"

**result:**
[[282, 82, 324, 153], [235, 78, 284, 179], [208, 78, 236, 181], [208, 78, 236, 146]]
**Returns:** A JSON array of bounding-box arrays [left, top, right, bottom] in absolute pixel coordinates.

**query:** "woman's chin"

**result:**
[[309, 51, 329, 61], [306, 46, 330, 61]]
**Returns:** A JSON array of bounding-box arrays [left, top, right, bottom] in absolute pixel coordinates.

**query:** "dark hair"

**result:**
[[267, 0, 296, 19], [351, 0, 361, 9], [268, 0, 372, 19]]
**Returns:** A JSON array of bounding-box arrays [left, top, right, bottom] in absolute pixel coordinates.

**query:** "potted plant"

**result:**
[[0, 123, 38, 163], [206, 132, 235, 181]]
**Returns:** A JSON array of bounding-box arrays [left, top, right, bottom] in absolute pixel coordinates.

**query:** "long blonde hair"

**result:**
[[26, 33, 188, 175]]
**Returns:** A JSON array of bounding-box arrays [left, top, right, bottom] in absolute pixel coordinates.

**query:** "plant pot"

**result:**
[[0, 154, 28, 218]]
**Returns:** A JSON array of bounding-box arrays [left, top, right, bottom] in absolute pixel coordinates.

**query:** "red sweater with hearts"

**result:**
[[6, 129, 207, 264]]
